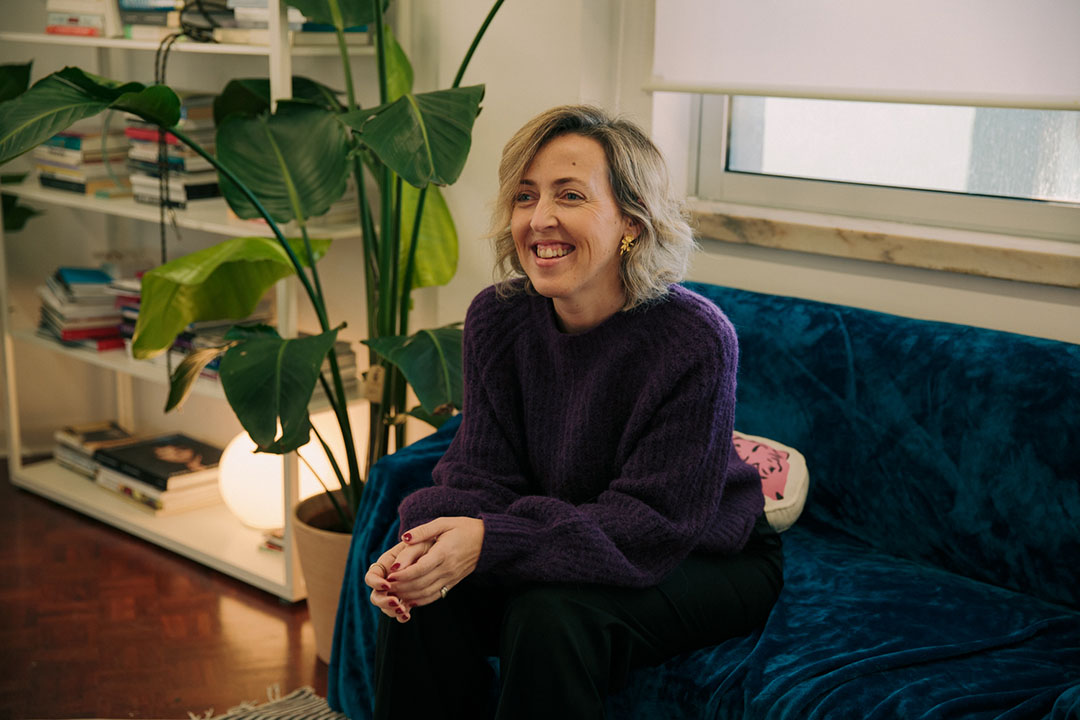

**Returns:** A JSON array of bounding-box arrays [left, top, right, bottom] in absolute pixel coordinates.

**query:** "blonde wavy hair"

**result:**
[[490, 105, 694, 309]]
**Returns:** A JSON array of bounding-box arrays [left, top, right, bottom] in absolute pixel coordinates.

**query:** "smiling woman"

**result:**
[[509, 133, 633, 333], [363, 105, 783, 720], [491, 105, 696, 322]]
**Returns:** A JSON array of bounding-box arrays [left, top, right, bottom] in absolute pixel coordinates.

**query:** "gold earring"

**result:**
[[620, 235, 636, 256]]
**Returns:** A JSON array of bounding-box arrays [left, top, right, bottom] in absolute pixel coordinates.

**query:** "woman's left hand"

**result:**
[[387, 517, 485, 608]]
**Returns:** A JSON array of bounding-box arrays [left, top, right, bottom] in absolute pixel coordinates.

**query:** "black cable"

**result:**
[[147, 0, 232, 373]]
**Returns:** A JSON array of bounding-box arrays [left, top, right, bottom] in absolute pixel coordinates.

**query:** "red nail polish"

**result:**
[[401, 533, 412, 542], [390, 563, 401, 572], [395, 608, 403, 615], [381, 584, 390, 592], [388, 600, 398, 607]]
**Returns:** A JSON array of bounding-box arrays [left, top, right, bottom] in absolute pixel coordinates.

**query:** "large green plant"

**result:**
[[0, 1, 504, 530]]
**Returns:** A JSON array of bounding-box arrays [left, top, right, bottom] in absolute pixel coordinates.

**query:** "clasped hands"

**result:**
[[365, 516, 484, 623]]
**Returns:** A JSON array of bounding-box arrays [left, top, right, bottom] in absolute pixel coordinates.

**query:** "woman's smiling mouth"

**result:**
[[534, 243, 574, 259]]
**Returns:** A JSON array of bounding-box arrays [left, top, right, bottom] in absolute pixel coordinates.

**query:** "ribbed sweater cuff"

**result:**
[[475, 512, 541, 575]]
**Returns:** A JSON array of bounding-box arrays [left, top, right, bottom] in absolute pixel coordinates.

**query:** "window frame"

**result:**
[[690, 94, 1080, 244]]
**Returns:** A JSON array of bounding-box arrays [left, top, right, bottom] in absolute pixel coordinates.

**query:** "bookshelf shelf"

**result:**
[[3, 181, 362, 240], [10, 458, 296, 599], [12, 329, 226, 399], [0, 31, 374, 58]]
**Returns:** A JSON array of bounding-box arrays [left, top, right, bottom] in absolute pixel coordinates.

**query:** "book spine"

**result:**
[[115, 461, 169, 491], [39, 174, 89, 194], [47, 12, 107, 29], [56, 327, 121, 341], [46, 0, 107, 13], [45, 24, 103, 36], [124, 126, 182, 145], [42, 135, 85, 150], [94, 453, 169, 491]]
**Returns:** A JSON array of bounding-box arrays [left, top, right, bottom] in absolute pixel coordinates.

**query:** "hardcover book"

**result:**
[[96, 465, 223, 515], [54, 420, 134, 453], [53, 420, 134, 476], [93, 433, 223, 491]]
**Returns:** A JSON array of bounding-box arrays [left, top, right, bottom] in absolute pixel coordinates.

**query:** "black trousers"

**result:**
[[374, 517, 783, 720]]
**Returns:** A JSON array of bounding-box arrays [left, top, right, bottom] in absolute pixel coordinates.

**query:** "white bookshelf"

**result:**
[[0, 8, 366, 602]]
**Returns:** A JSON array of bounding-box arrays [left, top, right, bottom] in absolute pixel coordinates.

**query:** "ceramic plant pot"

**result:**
[[293, 490, 351, 664]]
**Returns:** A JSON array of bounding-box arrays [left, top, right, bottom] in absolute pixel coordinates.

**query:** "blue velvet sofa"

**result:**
[[329, 282, 1080, 719]]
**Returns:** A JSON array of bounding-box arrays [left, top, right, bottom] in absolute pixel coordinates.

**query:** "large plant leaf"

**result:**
[[219, 325, 341, 453], [364, 323, 463, 415], [213, 76, 343, 126], [0, 62, 32, 104], [132, 235, 331, 359], [342, 84, 484, 188], [399, 184, 457, 289], [0, 67, 180, 164], [216, 100, 350, 224], [284, 0, 386, 30]]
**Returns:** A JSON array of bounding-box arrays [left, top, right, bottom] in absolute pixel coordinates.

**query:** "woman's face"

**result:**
[[511, 134, 634, 326]]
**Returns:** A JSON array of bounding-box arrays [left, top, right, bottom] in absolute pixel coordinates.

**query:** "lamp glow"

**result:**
[[218, 408, 365, 529]]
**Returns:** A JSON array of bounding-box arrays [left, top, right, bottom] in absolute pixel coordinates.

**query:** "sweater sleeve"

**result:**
[[472, 347, 741, 588], [397, 292, 534, 532]]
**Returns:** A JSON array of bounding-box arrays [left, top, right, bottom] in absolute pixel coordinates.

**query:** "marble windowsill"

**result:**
[[689, 200, 1080, 289]]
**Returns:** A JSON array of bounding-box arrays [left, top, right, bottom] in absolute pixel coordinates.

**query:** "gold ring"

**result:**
[[440, 585, 449, 599]]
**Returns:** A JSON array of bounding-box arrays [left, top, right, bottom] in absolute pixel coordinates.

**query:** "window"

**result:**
[[725, 97, 1080, 204], [692, 95, 1080, 242]]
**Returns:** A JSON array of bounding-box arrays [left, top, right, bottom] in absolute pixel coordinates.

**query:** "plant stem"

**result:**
[[398, 185, 427, 335], [452, 0, 506, 89], [372, 0, 388, 104], [309, 421, 353, 528]]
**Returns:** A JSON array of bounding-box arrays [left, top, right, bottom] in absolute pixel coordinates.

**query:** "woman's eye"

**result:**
[[563, 191, 584, 201], [514, 192, 533, 203]]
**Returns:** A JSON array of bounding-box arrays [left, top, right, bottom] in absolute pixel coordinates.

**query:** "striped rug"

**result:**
[[190, 687, 346, 720]]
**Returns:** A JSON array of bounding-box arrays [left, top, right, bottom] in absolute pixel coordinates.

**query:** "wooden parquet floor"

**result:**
[[0, 460, 328, 720]]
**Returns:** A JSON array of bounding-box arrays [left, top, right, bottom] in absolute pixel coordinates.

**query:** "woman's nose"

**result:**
[[529, 196, 557, 231]]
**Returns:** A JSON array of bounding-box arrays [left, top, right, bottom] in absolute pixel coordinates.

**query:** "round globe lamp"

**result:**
[[218, 408, 364, 529]]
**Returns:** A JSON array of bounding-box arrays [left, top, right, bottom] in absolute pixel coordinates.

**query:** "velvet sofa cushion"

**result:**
[[606, 526, 1080, 719], [682, 283, 1080, 610]]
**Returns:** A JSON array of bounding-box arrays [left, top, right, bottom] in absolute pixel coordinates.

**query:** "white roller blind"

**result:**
[[651, 0, 1080, 109]]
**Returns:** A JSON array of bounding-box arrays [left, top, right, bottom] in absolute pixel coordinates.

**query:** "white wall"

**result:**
[[406, 0, 652, 325]]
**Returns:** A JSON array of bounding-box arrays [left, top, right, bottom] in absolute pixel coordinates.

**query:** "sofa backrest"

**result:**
[[683, 283, 1080, 609]]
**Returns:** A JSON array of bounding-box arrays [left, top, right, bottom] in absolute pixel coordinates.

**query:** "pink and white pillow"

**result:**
[[733, 431, 809, 532]]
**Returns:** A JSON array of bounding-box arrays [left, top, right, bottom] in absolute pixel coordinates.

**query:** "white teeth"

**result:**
[[536, 245, 570, 259]]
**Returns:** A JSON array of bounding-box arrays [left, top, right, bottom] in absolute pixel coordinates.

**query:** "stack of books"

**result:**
[[93, 433, 224, 516], [125, 93, 219, 208], [215, 0, 369, 46], [36, 267, 125, 351], [119, 0, 181, 41], [53, 420, 135, 478], [36, 117, 131, 197], [46, 0, 122, 37]]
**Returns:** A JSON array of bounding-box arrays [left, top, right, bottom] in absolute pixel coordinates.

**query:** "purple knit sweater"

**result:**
[[398, 283, 764, 588]]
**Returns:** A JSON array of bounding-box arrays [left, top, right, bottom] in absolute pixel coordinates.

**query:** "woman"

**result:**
[[365, 105, 783, 719]]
